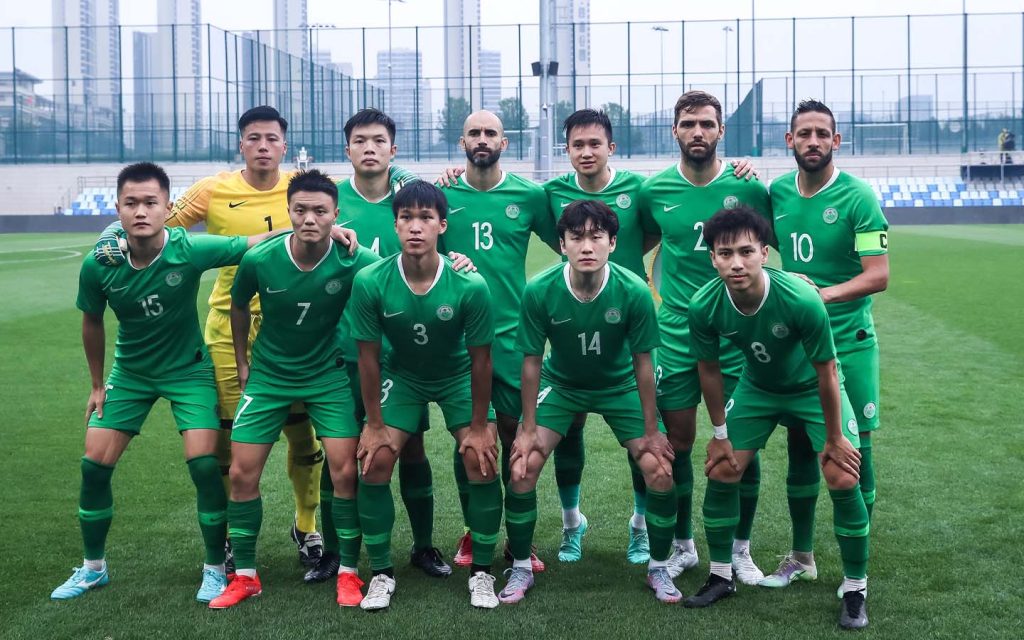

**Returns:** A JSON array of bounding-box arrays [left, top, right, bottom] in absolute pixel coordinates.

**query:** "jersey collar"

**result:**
[[725, 269, 771, 317], [562, 262, 610, 303], [461, 171, 507, 192], [348, 176, 390, 204], [397, 253, 445, 296], [675, 159, 728, 187], [573, 167, 617, 193], [284, 235, 334, 272], [128, 229, 169, 271], [794, 166, 841, 198]]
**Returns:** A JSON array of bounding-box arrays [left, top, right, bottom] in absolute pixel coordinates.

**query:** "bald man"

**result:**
[[438, 111, 559, 572]]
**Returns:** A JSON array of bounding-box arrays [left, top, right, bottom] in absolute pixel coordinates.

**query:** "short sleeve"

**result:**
[[76, 258, 107, 317], [626, 280, 661, 353], [347, 270, 383, 343], [688, 298, 720, 362], [850, 183, 890, 256], [167, 176, 215, 228], [637, 180, 660, 235], [515, 284, 548, 356], [230, 252, 259, 307], [461, 275, 494, 347], [529, 186, 559, 247], [794, 285, 838, 364], [189, 234, 249, 271]]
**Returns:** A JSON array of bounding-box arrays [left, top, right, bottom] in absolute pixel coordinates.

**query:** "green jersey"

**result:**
[[518, 262, 660, 391], [77, 227, 248, 377], [348, 254, 494, 383], [689, 267, 838, 394], [231, 235, 379, 382], [770, 168, 889, 352], [639, 161, 772, 314], [543, 168, 647, 278], [439, 172, 557, 340]]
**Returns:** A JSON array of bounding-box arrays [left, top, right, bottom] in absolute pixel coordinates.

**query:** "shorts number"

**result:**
[[536, 385, 553, 407], [789, 232, 814, 263], [234, 394, 254, 424], [578, 331, 602, 355], [693, 221, 707, 252], [139, 294, 163, 317], [750, 341, 771, 363], [472, 221, 494, 250], [380, 378, 394, 404], [413, 323, 429, 345], [296, 302, 311, 325]]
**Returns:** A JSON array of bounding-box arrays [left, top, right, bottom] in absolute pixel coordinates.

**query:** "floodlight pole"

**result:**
[[383, 0, 406, 112], [537, 0, 554, 175], [653, 26, 668, 116], [722, 25, 733, 117]]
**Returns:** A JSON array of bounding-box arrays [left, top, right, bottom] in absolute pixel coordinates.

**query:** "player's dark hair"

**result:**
[[557, 199, 620, 240], [702, 205, 774, 250], [287, 169, 338, 205], [238, 105, 288, 135], [790, 99, 836, 133], [392, 180, 449, 220], [674, 90, 723, 126], [344, 108, 397, 144], [117, 161, 170, 197], [563, 108, 614, 143]]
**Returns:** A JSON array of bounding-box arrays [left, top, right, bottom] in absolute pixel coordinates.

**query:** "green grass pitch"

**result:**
[[0, 226, 1021, 638]]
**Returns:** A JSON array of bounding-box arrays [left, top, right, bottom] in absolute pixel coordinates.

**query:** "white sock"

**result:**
[[733, 539, 750, 554], [710, 561, 732, 580], [83, 558, 105, 572], [204, 563, 226, 575], [562, 507, 581, 529], [236, 568, 257, 578], [648, 558, 667, 570], [842, 577, 868, 595], [339, 565, 357, 575], [630, 513, 647, 529], [512, 558, 534, 571]]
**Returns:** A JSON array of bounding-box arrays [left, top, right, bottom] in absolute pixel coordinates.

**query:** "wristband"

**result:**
[[713, 423, 728, 440]]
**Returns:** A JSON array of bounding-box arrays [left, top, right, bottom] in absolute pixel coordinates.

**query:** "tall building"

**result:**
[[479, 49, 502, 112], [274, 0, 308, 60], [443, 0, 480, 107], [52, 0, 121, 122], [376, 48, 433, 151], [149, 0, 204, 154], [553, 0, 590, 107], [132, 30, 156, 154]]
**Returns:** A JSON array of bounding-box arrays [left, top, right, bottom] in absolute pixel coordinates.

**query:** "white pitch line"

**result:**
[[0, 244, 90, 264]]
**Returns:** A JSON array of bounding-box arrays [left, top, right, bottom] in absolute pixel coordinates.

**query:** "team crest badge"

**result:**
[[823, 207, 839, 224], [604, 308, 622, 324], [325, 279, 343, 294], [505, 204, 521, 219], [723, 195, 739, 209], [863, 402, 877, 419], [437, 305, 454, 321], [616, 194, 632, 209], [165, 272, 183, 287], [847, 418, 859, 436], [771, 322, 789, 338]]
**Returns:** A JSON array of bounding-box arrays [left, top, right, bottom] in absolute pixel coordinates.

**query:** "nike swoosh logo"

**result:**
[[664, 204, 681, 212], [228, 201, 247, 208], [338, 220, 353, 226], [775, 214, 789, 220], [108, 285, 129, 292], [76, 574, 107, 588], [384, 310, 404, 318], [551, 318, 572, 325], [448, 207, 466, 215], [560, 202, 571, 208], [722, 330, 739, 336], [265, 287, 287, 294]]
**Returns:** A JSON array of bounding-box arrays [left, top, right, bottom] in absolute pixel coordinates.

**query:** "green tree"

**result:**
[[499, 96, 530, 131], [601, 101, 645, 154], [438, 96, 472, 146]]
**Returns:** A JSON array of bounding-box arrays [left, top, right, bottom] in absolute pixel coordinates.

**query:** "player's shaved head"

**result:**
[[463, 110, 504, 136]]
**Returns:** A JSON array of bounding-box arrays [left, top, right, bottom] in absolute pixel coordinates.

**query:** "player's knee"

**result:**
[[228, 463, 260, 498], [822, 462, 858, 490], [708, 463, 741, 484], [640, 461, 673, 492], [461, 449, 487, 483], [329, 458, 358, 496], [361, 449, 398, 484]]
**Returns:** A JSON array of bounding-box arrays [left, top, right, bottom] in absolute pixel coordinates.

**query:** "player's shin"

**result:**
[[187, 454, 228, 565], [830, 487, 870, 581], [735, 453, 760, 541], [554, 421, 585, 528], [504, 489, 538, 562], [787, 433, 821, 554], [628, 453, 648, 523], [399, 459, 435, 550], [357, 480, 395, 572], [468, 478, 503, 569], [283, 417, 323, 533], [704, 480, 741, 573], [227, 497, 263, 574], [858, 432, 876, 519], [79, 457, 115, 561], [453, 445, 471, 528], [672, 452, 694, 541], [645, 487, 678, 562], [333, 495, 362, 569], [320, 472, 339, 554]]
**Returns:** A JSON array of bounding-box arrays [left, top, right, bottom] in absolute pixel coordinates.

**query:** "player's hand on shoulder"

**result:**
[[85, 385, 106, 426], [448, 251, 477, 272], [436, 166, 465, 187], [730, 158, 760, 181], [331, 225, 359, 254], [94, 221, 128, 267], [788, 272, 822, 297]]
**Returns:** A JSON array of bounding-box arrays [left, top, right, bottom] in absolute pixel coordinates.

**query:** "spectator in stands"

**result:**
[[998, 128, 1015, 164]]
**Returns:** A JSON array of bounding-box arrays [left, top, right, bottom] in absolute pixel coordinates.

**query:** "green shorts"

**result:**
[[725, 377, 861, 452], [232, 371, 359, 444], [491, 332, 523, 418], [379, 369, 496, 434], [655, 307, 742, 412], [534, 378, 665, 445], [838, 345, 880, 432], [347, 360, 429, 432], [88, 364, 220, 434]]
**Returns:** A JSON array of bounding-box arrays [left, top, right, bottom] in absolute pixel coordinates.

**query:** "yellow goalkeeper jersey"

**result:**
[[167, 169, 296, 314]]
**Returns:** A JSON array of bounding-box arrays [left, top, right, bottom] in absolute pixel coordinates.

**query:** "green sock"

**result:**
[[735, 452, 760, 540], [554, 421, 585, 509], [859, 432, 876, 519], [79, 457, 115, 561], [468, 478, 503, 567], [830, 487, 870, 579], [703, 479, 740, 564], [672, 451, 693, 539], [787, 431, 821, 553], [644, 487, 677, 561], [319, 471, 339, 553], [332, 495, 361, 569], [453, 444, 471, 528], [399, 460, 434, 550], [357, 480, 395, 571], [227, 497, 263, 570], [504, 490, 537, 561], [186, 455, 227, 565], [627, 454, 647, 515]]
